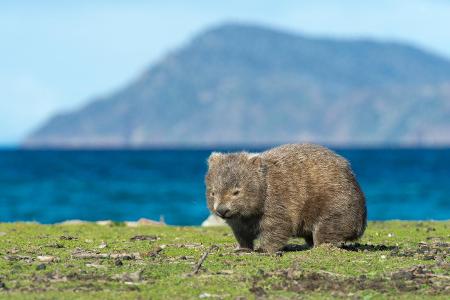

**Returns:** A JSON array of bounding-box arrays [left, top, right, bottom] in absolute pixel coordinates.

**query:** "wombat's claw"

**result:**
[[234, 247, 253, 253]]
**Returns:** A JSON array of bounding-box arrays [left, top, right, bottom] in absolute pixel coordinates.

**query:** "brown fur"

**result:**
[[205, 144, 367, 253]]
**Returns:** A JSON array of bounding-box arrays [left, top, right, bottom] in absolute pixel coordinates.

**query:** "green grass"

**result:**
[[0, 221, 448, 299]]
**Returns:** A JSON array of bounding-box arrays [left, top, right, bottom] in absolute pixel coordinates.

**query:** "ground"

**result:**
[[0, 221, 448, 299]]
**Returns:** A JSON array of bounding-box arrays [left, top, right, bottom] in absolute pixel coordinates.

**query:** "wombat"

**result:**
[[205, 144, 367, 253]]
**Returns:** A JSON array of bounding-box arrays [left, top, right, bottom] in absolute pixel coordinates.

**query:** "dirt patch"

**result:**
[[251, 263, 450, 296], [60, 235, 78, 241], [71, 248, 142, 260], [130, 235, 158, 242], [391, 241, 449, 263], [3, 254, 33, 262]]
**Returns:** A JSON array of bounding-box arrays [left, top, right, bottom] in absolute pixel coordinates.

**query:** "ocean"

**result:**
[[0, 148, 449, 225]]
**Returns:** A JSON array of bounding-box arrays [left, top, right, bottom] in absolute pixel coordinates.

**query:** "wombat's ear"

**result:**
[[248, 154, 262, 168], [208, 152, 223, 165]]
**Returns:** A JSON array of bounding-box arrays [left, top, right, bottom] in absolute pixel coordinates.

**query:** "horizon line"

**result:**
[[2, 143, 450, 151]]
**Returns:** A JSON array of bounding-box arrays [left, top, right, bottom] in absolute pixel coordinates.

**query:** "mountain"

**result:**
[[24, 23, 450, 148]]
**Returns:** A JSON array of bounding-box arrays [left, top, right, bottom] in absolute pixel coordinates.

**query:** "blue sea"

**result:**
[[0, 148, 449, 225]]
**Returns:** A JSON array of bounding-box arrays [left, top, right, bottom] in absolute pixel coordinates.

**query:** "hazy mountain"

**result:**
[[24, 23, 450, 148]]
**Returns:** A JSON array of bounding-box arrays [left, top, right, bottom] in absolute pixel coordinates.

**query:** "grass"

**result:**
[[0, 221, 448, 299]]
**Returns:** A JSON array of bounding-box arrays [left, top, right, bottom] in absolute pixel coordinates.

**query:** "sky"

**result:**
[[1, 0, 450, 145]]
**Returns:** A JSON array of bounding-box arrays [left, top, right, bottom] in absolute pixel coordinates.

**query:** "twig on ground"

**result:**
[[191, 245, 218, 275]]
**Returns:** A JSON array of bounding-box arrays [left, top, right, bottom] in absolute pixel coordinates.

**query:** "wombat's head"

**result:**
[[205, 152, 265, 219]]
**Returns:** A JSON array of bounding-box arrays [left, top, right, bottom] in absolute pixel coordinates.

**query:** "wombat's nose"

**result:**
[[216, 205, 230, 218]]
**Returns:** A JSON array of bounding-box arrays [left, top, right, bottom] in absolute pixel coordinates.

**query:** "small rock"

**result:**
[[125, 221, 139, 228], [86, 262, 106, 269], [124, 218, 166, 227], [36, 264, 47, 270], [216, 270, 234, 275], [110, 253, 141, 260], [137, 218, 166, 226], [388, 233, 394, 237], [57, 219, 87, 225], [201, 214, 226, 227], [96, 220, 113, 226], [98, 241, 108, 249], [380, 255, 386, 259], [181, 243, 203, 249], [37, 255, 56, 263], [199, 292, 211, 298]]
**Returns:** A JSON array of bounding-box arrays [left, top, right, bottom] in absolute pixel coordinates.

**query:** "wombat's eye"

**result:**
[[232, 190, 240, 196]]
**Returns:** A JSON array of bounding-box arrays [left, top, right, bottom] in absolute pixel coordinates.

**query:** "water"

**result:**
[[0, 149, 449, 225]]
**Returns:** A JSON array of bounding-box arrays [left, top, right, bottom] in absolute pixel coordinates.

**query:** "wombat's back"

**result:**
[[261, 144, 366, 242]]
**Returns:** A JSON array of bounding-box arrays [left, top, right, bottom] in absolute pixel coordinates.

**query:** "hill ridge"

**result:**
[[24, 23, 450, 148]]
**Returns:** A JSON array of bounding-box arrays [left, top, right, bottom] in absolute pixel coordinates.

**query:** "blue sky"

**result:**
[[1, 0, 450, 145]]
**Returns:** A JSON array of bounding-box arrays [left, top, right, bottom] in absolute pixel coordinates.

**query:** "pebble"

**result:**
[[125, 218, 166, 227], [199, 292, 211, 298], [37, 255, 56, 263], [86, 263, 106, 269], [201, 214, 226, 227], [96, 220, 113, 226]]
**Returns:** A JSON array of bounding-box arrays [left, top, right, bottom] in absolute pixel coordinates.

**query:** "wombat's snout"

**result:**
[[215, 204, 231, 218]]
